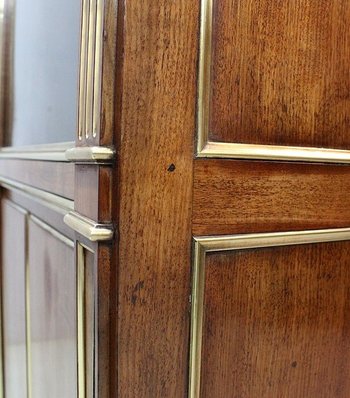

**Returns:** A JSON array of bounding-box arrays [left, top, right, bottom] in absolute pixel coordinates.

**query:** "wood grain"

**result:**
[[194, 159, 350, 235], [201, 242, 350, 397], [116, 0, 198, 395], [209, 0, 350, 148], [0, 159, 74, 200], [75, 165, 112, 222]]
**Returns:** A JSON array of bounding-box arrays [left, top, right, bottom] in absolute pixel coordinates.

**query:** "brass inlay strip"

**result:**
[[77, 242, 95, 398], [0, 142, 74, 161], [197, 0, 350, 163], [64, 211, 113, 242], [25, 215, 32, 398], [0, 176, 74, 214], [30, 215, 74, 249], [189, 227, 350, 398], [85, 0, 98, 138], [92, 0, 104, 138], [77, 243, 86, 398], [79, 0, 90, 140], [65, 146, 114, 162]]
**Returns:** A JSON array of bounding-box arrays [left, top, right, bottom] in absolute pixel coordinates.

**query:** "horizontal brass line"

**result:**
[[0, 176, 74, 214], [0, 142, 75, 162], [64, 211, 113, 242], [198, 141, 350, 163], [195, 227, 350, 252]]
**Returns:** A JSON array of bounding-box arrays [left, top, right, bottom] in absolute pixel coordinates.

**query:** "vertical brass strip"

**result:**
[[197, 0, 212, 153], [78, 0, 90, 141], [25, 216, 32, 398], [85, 0, 98, 138], [77, 244, 86, 398], [92, 0, 104, 138], [188, 242, 206, 398]]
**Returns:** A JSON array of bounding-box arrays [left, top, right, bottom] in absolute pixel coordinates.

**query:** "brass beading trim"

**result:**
[[0, 142, 74, 162], [64, 211, 113, 242]]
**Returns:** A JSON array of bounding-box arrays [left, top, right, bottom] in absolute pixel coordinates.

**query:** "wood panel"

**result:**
[[200, 241, 350, 397], [0, 159, 74, 199], [4, 188, 74, 239], [75, 164, 112, 222], [1, 199, 27, 398], [193, 159, 350, 235], [209, 0, 350, 148], [28, 217, 76, 398], [116, 0, 198, 395]]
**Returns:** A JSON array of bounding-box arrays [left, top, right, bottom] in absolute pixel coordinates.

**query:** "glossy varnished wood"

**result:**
[[75, 164, 112, 222], [116, 0, 198, 395], [193, 159, 350, 235], [0, 159, 74, 200], [209, 0, 350, 148], [200, 241, 350, 397]]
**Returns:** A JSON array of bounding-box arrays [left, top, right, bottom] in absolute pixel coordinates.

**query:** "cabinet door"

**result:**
[[0, 0, 117, 397]]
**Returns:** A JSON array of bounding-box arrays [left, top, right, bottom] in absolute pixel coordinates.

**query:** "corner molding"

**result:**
[[64, 211, 114, 242], [65, 146, 115, 163]]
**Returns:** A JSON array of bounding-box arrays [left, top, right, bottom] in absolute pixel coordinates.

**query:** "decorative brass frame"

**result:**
[[64, 211, 113, 242], [79, 0, 105, 140], [197, 0, 350, 163], [189, 227, 350, 398]]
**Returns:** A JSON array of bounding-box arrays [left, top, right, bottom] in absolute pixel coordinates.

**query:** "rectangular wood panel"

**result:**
[[0, 159, 74, 200], [193, 160, 350, 235], [1, 199, 27, 397], [28, 217, 76, 398], [199, 241, 350, 397], [207, 0, 350, 149]]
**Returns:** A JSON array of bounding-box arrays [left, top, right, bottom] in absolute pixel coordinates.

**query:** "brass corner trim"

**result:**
[[197, 0, 350, 164], [64, 211, 113, 242], [65, 146, 115, 163], [189, 227, 350, 398]]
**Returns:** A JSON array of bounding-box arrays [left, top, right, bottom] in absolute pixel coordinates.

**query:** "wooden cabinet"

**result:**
[[1, 0, 350, 397]]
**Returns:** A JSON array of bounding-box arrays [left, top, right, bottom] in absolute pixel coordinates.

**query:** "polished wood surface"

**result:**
[[194, 159, 350, 235], [201, 242, 350, 397], [116, 0, 198, 395], [1, 199, 27, 397], [28, 217, 76, 398], [75, 164, 112, 222], [0, 159, 74, 200], [210, 0, 350, 148]]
